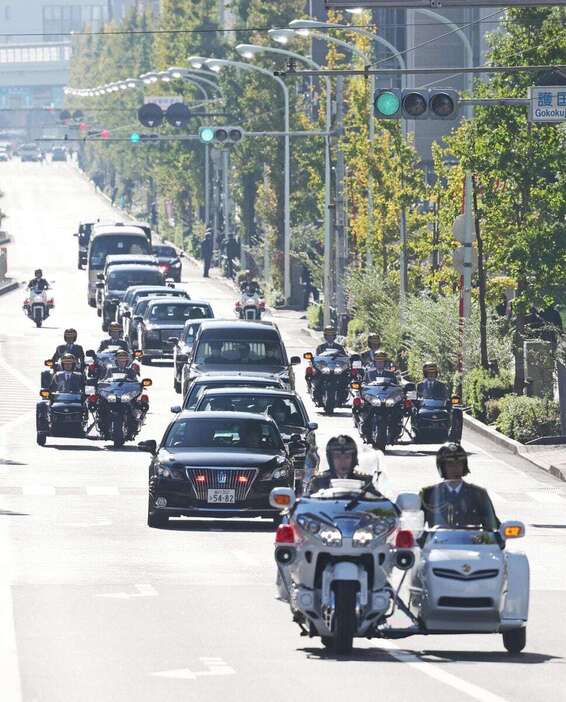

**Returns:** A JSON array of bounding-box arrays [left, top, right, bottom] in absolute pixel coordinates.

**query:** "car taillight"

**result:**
[[404, 399, 413, 409], [160, 264, 170, 272], [275, 524, 296, 544], [88, 394, 98, 404], [395, 529, 415, 549], [305, 366, 314, 377], [353, 396, 363, 408]]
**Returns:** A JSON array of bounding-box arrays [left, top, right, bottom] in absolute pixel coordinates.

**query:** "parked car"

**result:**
[[136, 298, 214, 364], [140, 411, 295, 527], [180, 320, 300, 397], [152, 244, 183, 282]]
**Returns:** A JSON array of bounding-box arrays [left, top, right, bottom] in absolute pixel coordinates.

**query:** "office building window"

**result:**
[[43, 5, 108, 41]]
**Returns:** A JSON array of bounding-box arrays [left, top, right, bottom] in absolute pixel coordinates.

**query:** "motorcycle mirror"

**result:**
[[96, 273, 104, 280], [39, 390, 50, 398], [352, 360, 362, 369], [170, 405, 182, 413], [133, 316, 143, 322], [142, 378, 152, 387], [44, 359, 53, 367], [303, 352, 313, 361], [351, 382, 361, 390], [269, 487, 296, 511], [133, 350, 143, 358], [123, 311, 131, 318], [138, 439, 157, 455], [290, 356, 301, 366], [307, 422, 318, 431], [85, 349, 96, 358], [395, 492, 421, 512], [499, 520, 525, 539], [179, 251, 185, 258]]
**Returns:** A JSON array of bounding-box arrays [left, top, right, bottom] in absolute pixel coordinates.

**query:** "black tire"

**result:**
[[36, 432, 46, 446], [503, 627, 526, 654], [35, 317, 42, 328], [97, 307, 102, 318], [174, 374, 182, 394], [449, 409, 464, 442], [372, 418, 387, 452], [323, 389, 335, 416], [332, 581, 357, 654], [112, 415, 125, 449], [147, 502, 169, 528]]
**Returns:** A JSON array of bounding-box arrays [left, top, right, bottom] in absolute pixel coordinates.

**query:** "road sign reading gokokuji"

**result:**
[[529, 86, 566, 123], [326, 1, 563, 7]]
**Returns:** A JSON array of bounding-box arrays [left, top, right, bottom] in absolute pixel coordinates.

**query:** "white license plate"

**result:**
[[207, 489, 235, 504]]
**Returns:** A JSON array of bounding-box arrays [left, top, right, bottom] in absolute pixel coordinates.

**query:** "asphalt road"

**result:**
[[0, 161, 565, 702]]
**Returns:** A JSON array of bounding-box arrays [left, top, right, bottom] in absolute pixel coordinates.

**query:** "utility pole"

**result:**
[[323, 83, 333, 327], [222, 149, 231, 250], [335, 76, 346, 333], [204, 143, 210, 228], [210, 148, 221, 254]]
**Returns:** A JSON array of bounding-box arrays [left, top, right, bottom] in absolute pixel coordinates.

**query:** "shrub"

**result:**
[[463, 368, 513, 421], [306, 302, 323, 331], [496, 395, 560, 443], [346, 318, 368, 351]]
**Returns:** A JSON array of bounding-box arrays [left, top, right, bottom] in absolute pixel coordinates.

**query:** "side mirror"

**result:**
[[133, 350, 143, 358], [85, 349, 96, 358], [269, 487, 296, 511], [44, 359, 54, 368], [133, 316, 143, 323], [179, 251, 185, 258], [96, 282, 104, 289], [303, 352, 313, 361], [307, 422, 318, 431], [396, 492, 421, 512], [290, 356, 301, 366], [142, 378, 152, 387], [73, 232, 78, 237], [39, 389, 50, 399], [499, 520, 525, 540], [138, 439, 157, 455], [170, 405, 182, 413], [168, 337, 179, 345], [97, 273, 104, 281], [352, 360, 362, 370], [123, 310, 131, 318]]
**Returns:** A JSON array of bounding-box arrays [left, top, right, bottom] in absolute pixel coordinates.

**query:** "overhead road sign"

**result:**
[[529, 86, 566, 123], [326, 1, 562, 7]]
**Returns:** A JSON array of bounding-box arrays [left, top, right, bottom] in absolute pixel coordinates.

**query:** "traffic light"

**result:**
[[100, 129, 110, 140], [165, 102, 191, 128], [199, 126, 244, 146], [138, 103, 163, 128], [72, 110, 84, 123], [130, 132, 141, 144], [374, 89, 459, 120], [59, 109, 71, 123]]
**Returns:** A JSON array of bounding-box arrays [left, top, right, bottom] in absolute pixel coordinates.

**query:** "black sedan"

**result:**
[[140, 411, 295, 527], [177, 373, 287, 409], [152, 244, 183, 282]]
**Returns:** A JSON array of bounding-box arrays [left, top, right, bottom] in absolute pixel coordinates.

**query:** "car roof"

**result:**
[[197, 320, 279, 340], [91, 225, 148, 238], [107, 264, 163, 273], [106, 254, 158, 262], [192, 373, 282, 383], [147, 296, 203, 305], [199, 320, 275, 331], [199, 387, 295, 398], [175, 410, 276, 423]]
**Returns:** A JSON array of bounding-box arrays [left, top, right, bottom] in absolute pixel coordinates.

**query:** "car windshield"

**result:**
[[183, 380, 282, 409], [195, 339, 284, 365], [181, 322, 201, 344], [133, 299, 150, 316], [165, 418, 282, 450], [425, 529, 499, 546], [89, 235, 150, 269], [148, 303, 210, 322], [153, 245, 176, 257], [197, 394, 305, 428], [107, 269, 164, 290]]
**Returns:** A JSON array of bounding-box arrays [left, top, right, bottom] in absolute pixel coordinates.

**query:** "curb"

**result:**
[[463, 413, 566, 482], [0, 280, 18, 296]]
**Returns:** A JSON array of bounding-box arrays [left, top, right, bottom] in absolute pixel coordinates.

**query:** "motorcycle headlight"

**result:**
[[385, 398, 396, 407], [334, 366, 344, 374], [321, 367, 332, 374], [106, 394, 117, 402], [119, 391, 137, 402], [352, 527, 376, 547], [319, 525, 342, 547], [370, 397, 381, 407]]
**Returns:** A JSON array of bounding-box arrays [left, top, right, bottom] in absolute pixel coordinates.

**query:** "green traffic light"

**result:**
[[130, 132, 141, 144], [375, 91, 401, 117], [199, 127, 214, 143]]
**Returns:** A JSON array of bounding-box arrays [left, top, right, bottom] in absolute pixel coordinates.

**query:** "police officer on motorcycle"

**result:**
[[363, 350, 397, 383], [417, 361, 448, 400], [316, 326, 346, 355], [360, 333, 382, 367], [28, 269, 49, 292], [102, 349, 139, 380], [52, 328, 85, 369], [420, 443, 500, 530], [309, 435, 371, 493], [98, 321, 130, 353], [49, 353, 84, 393]]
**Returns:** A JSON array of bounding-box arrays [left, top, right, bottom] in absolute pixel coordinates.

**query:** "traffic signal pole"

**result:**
[[335, 77, 346, 333]]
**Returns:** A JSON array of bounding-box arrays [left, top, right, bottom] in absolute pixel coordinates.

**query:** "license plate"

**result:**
[[207, 489, 235, 504]]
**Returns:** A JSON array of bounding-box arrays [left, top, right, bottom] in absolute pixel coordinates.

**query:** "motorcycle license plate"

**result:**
[[207, 489, 235, 504]]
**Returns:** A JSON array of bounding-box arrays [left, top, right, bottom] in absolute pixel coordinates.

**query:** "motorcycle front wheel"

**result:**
[[371, 417, 387, 451], [323, 388, 335, 416], [329, 581, 357, 655]]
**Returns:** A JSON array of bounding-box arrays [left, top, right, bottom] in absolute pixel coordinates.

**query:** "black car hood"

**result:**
[[157, 448, 282, 467]]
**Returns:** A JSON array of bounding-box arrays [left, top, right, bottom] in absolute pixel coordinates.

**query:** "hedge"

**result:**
[[496, 395, 560, 443], [463, 368, 513, 422]]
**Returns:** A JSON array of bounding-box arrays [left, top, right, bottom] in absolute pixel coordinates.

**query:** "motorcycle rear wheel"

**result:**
[[330, 581, 357, 654]]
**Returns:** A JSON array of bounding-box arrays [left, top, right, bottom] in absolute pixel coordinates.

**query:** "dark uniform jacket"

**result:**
[[49, 371, 84, 394], [102, 366, 139, 381], [52, 343, 85, 368], [420, 481, 500, 530], [28, 278, 49, 292], [308, 470, 373, 495], [315, 341, 347, 356]]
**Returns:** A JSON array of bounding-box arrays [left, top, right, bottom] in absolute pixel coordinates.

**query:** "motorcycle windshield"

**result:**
[[297, 496, 399, 539], [98, 381, 140, 398], [50, 393, 82, 402], [420, 398, 447, 409], [363, 384, 403, 400], [420, 383, 449, 401], [313, 352, 349, 371]]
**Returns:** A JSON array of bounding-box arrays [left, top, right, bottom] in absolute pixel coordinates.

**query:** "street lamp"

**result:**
[[194, 56, 292, 303], [236, 41, 333, 326]]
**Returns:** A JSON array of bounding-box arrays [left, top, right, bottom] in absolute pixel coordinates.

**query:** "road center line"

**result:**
[[380, 641, 509, 702], [0, 520, 23, 702]]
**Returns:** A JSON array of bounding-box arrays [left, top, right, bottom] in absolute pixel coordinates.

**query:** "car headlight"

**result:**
[[370, 397, 381, 406], [385, 398, 396, 407]]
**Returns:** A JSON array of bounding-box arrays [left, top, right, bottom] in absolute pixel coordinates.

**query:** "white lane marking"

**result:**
[[234, 550, 260, 567], [525, 491, 565, 504], [152, 658, 236, 680], [0, 347, 37, 394], [86, 486, 119, 496], [0, 518, 23, 702], [380, 641, 509, 702], [22, 484, 56, 496], [97, 583, 158, 600]]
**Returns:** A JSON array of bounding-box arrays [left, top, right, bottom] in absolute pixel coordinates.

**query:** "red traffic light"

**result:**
[[100, 129, 110, 140]]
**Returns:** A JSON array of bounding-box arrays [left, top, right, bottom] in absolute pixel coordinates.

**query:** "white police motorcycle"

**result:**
[[270, 482, 529, 655]]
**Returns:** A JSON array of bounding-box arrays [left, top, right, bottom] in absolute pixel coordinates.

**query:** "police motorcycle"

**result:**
[[23, 285, 54, 328], [304, 349, 352, 415], [270, 474, 420, 655], [409, 363, 464, 444], [86, 350, 150, 448], [352, 369, 407, 451], [235, 281, 265, 320]]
